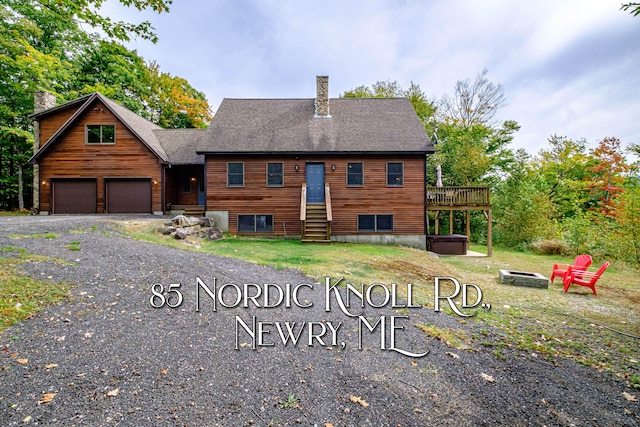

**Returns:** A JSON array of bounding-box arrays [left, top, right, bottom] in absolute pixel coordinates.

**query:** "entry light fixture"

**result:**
[[295, 164, 299, 172], [331, 164, 336, 171]]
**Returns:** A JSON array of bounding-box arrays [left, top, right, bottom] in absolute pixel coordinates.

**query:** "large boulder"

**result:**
[[172, 215, 199, 227]]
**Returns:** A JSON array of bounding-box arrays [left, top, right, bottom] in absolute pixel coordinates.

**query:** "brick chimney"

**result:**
[[315, 76, 330, 118], [33, 91, 56, 212]]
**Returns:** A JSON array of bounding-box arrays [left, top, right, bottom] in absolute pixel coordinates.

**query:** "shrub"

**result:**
[[531, 239, 569, 255]]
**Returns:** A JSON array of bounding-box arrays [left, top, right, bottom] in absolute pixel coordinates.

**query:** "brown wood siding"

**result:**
[[38, 107, 78, 144], [206, 154, 425, 235], [37, 100, 162, 213]]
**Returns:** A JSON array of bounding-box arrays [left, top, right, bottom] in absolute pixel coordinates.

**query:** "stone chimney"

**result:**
[[315, 75, 330, 118], [33, 91, 56, 212]]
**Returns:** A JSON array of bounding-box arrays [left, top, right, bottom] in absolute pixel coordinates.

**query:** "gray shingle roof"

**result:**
[[198, 97, 434, 154], [99, 95, 169, 162], [154, 129, 206, 164]]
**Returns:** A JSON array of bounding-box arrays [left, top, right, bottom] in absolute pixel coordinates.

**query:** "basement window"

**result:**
[[238, 214, 273, 232], [357, 214, 394, 232], [86, 125, 115, 144]]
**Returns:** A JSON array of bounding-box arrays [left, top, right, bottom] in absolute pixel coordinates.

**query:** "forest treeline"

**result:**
[[343, 74, 640, 266]]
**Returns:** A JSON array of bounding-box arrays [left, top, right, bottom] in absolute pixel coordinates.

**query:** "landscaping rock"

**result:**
[[204, 227, 223, 241], [161, 226, 177, 235], [174, 228, 189, 239], [172, 215, 199, 227], [199, 217, 216, 228]]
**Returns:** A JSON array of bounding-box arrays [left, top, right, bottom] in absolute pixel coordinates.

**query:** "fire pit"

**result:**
[[499, 270, 549, 289]]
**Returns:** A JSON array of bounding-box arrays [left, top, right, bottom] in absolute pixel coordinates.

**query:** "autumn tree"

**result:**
[[586, 137, 629, 217], [146, 62, 212, 129]]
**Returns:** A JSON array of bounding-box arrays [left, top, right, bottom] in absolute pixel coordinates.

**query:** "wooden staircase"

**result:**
[[300, 184, 332, 244], [302, 203, 331, 244]]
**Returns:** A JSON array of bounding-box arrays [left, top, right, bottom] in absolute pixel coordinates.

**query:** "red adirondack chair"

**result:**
[[550, 254, 593, 283], [563, 261, 610, 295]]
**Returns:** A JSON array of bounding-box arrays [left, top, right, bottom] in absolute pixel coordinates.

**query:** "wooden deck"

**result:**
[[426, 186, 490, 209], [426, 186, 492, 256]]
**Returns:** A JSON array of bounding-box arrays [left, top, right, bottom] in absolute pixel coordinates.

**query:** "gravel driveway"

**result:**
[[1, 215, 638, 426]]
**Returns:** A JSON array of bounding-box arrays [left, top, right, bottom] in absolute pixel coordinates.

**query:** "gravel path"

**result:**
[[0, 215, 638, 426]]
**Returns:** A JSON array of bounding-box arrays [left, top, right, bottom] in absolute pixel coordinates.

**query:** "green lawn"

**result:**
[[0, 248, 69, 332]]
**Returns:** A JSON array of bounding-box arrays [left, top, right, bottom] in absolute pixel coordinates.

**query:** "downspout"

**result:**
[[424, 154, 429, 246]]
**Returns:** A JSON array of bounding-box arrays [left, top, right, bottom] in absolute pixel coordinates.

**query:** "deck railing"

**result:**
[[325, 186, 332, 222], [426, 186, 490, 207], [300, 184, 307, 221]]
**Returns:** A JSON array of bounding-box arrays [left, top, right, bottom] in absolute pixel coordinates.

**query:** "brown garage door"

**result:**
[[52, 179, 97, 214], [106, 179, 151, 213]]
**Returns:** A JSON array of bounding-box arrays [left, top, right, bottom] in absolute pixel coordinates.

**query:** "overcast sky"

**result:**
[[105, 0, 639, 157]]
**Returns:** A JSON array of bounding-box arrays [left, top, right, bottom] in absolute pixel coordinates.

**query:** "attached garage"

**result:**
[[105, 179, 152, 213], [52, 179, 97, 214]]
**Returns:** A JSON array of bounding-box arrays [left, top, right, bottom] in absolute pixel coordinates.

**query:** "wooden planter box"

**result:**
[[427, 234, 469, 255]]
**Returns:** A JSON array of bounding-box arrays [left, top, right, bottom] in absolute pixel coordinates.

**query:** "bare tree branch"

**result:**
[[439, 68, 507, 127]]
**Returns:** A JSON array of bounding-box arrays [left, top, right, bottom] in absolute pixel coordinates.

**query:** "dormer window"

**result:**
[[86, 125, 115, 144]]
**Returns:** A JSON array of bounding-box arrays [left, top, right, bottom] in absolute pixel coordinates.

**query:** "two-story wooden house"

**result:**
[[30, 76, 435, 249]]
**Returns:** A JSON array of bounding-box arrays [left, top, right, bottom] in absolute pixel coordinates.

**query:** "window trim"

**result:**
[[386, 161, 404, 187], [266, 162, 284, 187], [346, 161, 364, 187], [227, 162, 244, 187], [237, 214, 274, 233], [85, 124, 116, 145], [357, 214, 394, 232]]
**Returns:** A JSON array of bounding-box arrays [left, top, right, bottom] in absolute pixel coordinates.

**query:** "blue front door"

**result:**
[[197, 175, 206, 205], [306, 163, 325, 203]]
